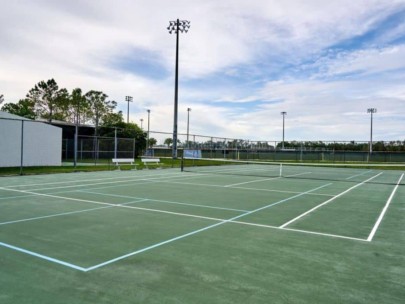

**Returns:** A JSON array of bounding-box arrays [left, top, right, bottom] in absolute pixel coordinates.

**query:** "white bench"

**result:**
[[141, 157, 161, 169], [112, 158, 136, 170]]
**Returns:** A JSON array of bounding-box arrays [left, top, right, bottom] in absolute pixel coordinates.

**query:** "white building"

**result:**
[[0, 111, 62, 167]]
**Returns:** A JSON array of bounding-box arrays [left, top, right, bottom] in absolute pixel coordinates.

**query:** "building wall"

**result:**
[[0, 113, 62, 167], [0, 118, 21, 167]]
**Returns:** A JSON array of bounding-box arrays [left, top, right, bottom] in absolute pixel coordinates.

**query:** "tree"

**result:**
[[164, 137, 173, 147], [100, 121, 146, 157], [67, 88, 90, 125], [85, 90, 117, 136], [1, 99, 36, 119], [148, 137, 157, 147], [102, 111, 124, 126], [26, 79, 69, 122]]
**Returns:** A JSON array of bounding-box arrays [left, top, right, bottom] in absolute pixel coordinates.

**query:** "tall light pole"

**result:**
[[367, 108, 377, 154], [167, 19, 190, 159], [125, 96, 133, 124], [281, 111, 287, 149], [187, 107, 191, 148], [147, 109, 150, 152], [140, 118, 143, 129]]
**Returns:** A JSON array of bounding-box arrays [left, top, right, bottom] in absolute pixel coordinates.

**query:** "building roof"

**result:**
[[36, 118, 95, 128], [0, 111, 32, 121]]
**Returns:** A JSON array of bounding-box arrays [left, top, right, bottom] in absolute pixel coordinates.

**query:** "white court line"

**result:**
[[0, 241, 86, 271], [223, 171, 312, 188], [0, 193, 41, 201], [83, 182, 332, 271], [345, 170, 372, 180], [224, 176, 281, 187], [2, 170, 182, 189], [367, 173, 404, 242], [14, 173, 196, 192], [0, 206, 110, 226], [215, 171, 312, 188], [283, 172, 313, 178], [0, 187, 228, 223], [279, 172, 383, 228], [187, 165, 279, 175], [79, 190, 249, 212], [281, 227, 368, 242], [229, 220, 368, 242], [0, 172, 207, 202], [162, 179, 334, 197], [0, 183, 332, 272], [0, 199, 149, 226]]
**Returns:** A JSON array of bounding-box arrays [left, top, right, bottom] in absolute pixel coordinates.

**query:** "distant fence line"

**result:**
[[147, 130, 405, 152], [146, 131, 405, 163], [1, 117, 405, 170]]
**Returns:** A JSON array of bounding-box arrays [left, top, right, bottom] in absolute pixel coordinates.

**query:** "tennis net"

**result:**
[[181, 158, 405, 185]]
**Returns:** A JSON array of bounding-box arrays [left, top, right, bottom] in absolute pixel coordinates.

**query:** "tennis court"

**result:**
[[0, 162, 404, 303]]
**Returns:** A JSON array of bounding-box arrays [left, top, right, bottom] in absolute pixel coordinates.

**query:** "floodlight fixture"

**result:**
[[367, 108, 377, 154], [125, 96, 133, 124], [167, 20, 191, 34], [167, 19, 190, 159]]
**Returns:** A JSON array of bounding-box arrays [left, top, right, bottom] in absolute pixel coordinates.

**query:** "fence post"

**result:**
[[20, 120, 24, 175], [74, 124, 78, 168], [133, 138, 135, 159], [114, 128, 117, 159]]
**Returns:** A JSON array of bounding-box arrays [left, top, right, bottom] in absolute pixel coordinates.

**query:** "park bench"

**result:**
[[141, 157, 161, 169], [112, 158, 136, 170]]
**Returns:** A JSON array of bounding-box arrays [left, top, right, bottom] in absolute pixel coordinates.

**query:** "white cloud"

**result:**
[[1, 0, 405, 142], [316, 45, 405, 77]]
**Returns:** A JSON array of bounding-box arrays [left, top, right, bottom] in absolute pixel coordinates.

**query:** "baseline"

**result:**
[[0, 241, 86, 271]]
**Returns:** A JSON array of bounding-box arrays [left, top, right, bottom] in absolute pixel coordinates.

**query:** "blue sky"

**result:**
[[1, 0, 405, 144]]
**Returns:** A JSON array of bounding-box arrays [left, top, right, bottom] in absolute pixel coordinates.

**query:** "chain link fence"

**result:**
[[1, 115, 405, 175], [146, 131, 405, 162], [62, 136, 135, 164]]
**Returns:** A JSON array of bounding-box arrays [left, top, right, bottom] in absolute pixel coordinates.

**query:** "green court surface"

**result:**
[[0, 165, 404, 303]]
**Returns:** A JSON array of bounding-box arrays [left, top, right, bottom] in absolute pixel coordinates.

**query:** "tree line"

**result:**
[[1, 82, 404, 152], [0, 79, 155, 152], [1, 79, 118, 127]]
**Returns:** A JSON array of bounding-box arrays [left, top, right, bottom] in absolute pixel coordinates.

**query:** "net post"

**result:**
[[279, 163, 283, 177], [181, 154, 184, 172]]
